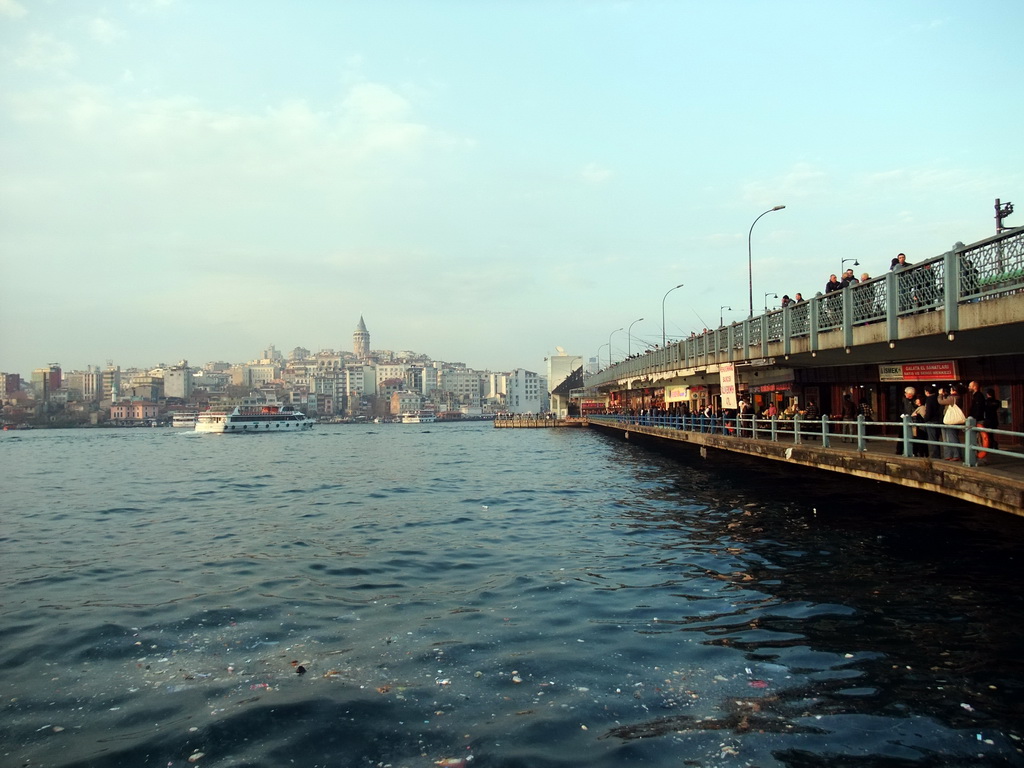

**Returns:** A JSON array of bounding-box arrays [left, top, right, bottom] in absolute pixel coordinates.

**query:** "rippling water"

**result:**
[[2, 424, 1023, 768]]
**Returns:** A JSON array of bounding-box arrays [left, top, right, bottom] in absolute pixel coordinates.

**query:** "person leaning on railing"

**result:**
[[922, 385, 943, 460], [910, 396, 929, 457], [840, 394, 857, 443], [799, 400, 820, 438], [896, 387, 917, 456]]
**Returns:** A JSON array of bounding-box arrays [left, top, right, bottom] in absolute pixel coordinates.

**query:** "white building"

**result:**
[[164, 361, 194, 400], [440, 366, 483, 408], [376, 364, 410, 387], [546, 351, 582, 414], [505, 369, 548, 414]]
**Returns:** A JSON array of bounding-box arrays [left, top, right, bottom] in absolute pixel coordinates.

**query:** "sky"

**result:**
[[2, 0, 1022, 377]]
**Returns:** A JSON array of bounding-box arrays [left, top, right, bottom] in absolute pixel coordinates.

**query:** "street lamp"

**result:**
[[748, 205, 786, 318], [596, 344, 609, 371], [627, 317, 644, 357], [719, 305, 732, 327], [661, 283, 685, 347], [764, 292, 778, 312], [608, 327, 624, 366], [841, 257, 860, 275]]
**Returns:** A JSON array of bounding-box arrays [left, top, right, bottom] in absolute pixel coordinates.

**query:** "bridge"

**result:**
[[578, 226, 1024, 396], [556, 226, 1024, 517]]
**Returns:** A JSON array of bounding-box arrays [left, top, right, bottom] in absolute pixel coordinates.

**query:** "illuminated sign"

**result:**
[[878, 361, 958, 382]]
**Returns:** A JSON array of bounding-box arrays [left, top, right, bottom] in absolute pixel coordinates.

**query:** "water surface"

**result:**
[[2, 424, 1022, 767]]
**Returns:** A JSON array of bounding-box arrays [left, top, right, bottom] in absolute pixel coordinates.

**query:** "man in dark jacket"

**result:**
[[897, 386, 916, 455], [968, 381, 986, 421], [922, 385, 942, 459]]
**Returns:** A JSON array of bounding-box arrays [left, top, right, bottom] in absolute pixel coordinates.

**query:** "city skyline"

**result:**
[[9, 316, 569, 379], [2, 1, 1022, 377]]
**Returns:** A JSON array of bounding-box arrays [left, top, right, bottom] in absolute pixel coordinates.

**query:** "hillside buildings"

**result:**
[[2, 318, 572, 426]]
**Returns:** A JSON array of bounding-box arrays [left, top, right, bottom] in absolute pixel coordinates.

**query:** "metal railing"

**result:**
[[590, 413, 1023, 469], [586, 227, 1024, 389]]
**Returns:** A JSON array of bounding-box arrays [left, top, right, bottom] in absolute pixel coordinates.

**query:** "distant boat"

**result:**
[[400, 411, 436, 424], [196, 402, 314, 433], [171, 412, 198, 428]]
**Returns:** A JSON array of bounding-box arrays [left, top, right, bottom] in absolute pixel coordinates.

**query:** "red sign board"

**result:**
[[878, 361, 958, 382]]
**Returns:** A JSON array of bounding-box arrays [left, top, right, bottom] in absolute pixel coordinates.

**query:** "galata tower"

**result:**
[[353, 316, 370, 359]]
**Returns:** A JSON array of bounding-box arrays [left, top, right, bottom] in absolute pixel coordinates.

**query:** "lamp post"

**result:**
[[747, 205, 786, 318], [596, 344, 609, 371], [841, 257, 860, 276], [608, 327, 624, 366], [719, 305, 732, 327], [626, 317, 644, 357], [764, 292, 778, 312], [661, 283, 685, 347]]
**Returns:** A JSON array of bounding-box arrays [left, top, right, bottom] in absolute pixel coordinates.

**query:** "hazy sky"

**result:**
[[2, 0, 1022, 376]]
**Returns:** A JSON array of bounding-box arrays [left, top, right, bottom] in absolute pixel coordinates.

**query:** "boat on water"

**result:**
[[400, 410, 436, 424], [170, 412, 198, 428], [195, 401, 314, 433]]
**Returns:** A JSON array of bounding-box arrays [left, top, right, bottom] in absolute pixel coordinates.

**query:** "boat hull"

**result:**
[[195, 405, 314, 433], [195, 419, 313, 433]]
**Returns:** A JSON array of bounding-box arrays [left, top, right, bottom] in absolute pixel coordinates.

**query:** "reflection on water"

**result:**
[[1, 425, 1022, 767]]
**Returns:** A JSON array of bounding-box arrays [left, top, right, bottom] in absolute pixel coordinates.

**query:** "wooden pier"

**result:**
[[493, 416, 588, 428]]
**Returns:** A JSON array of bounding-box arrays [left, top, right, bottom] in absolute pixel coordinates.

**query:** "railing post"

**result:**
[[964, 416, 977, 467], [944, 248, 960, 337], [794, 414, 803, 444], [809, 297, 820, 353], [782, 304, 792, 357], [843, 288, 854, 348], [770, 415, 778, 442], [901, 414, 913, 457], [821, 414, 831, 448], [885, 270, 899, 342], [856, 414, 866, 452]]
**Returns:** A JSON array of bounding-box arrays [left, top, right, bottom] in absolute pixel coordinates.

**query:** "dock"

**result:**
[[493, 416, 587, 428]]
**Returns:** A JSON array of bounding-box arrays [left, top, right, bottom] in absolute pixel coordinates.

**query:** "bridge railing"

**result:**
[[585, 227, 1024, 389], [589, 413, 1023, 469]]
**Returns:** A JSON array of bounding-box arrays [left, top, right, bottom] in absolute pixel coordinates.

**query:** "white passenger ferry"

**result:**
[[400, 411, 436, 424], [195, 401, 314, 433], [170, 412, 198, 428]]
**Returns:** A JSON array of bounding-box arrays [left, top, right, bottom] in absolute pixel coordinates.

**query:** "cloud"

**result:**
[[580, 162, 612, 184], [90, 17, 127, 44], [0, 0, 26, 18], [742, 162, 829, 203], [13, 33, 77, 71], [5, 78, 452, 163], [342, 82, 414, 123]]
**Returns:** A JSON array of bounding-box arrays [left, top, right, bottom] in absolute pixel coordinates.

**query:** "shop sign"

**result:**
[[878, 361, 958, 382], [664, 386, 689, 403], [720, 363, 737, 409], [749, 382, 793, 393]]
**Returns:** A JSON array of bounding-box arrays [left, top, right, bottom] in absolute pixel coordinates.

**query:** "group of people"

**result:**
[[896, 381, 1000, 462], [774, 252, 914, 311]]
